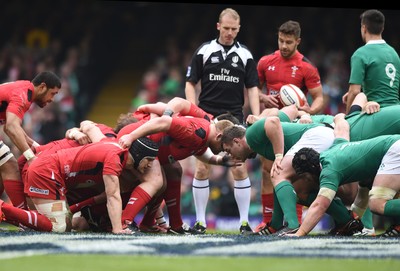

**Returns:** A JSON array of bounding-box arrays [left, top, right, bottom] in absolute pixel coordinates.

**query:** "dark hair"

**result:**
[[360, 9, 385, 35], [31, 71, 62, 89], [292, 147, 321, 176], [279, 20, 301, 39], [215, 111, 240, 125], [220, 125, 246, 145], [129, 137, 159, 169]]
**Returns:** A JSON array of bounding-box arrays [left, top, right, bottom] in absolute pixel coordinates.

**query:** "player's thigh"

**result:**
[[271, 155, 296, 185], [163, 161, 183, 180], [30, 197, 72, 232], [373, 174, 400, 193], [0, 155, 20, 180], [336, 182, 358, 206]]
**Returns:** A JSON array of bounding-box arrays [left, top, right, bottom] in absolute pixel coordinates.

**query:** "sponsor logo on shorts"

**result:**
[[29, 186, 49, 195]]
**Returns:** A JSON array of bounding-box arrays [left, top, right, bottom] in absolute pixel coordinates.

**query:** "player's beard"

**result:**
[[35, 91, 49, 108], [280, 47, 296, 59]]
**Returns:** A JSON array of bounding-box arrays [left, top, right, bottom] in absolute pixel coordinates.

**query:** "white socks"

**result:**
[[192, 178, 209, 227], [234, 177, 251, 224], [193, 177, 252, 226]]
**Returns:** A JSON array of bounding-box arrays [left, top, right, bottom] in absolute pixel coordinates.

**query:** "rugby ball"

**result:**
[[279, 84, 306, 107]]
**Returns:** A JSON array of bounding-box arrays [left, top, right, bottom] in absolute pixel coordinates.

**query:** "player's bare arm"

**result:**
[[80, 120, 106, 143], [184, 81, 197, 104], [299, 86, 323, 115], [293, 193, 333, 236], [5, 111, 34, 160], [248, 86, 260, 116], [264, 117, 284, 177], [119, 115, 172, 149], [103, 174, 129, 234], [344, 84, 362, 114], [333, 113, 350, 141]]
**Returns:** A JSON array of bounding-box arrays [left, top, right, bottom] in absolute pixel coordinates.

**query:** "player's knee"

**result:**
[[51, 212, 69, 232], [34, 200, 72, 232], [194, 163, 210, 179], [368, 200, 383, 215], [369, 186, 396, 200], [369, 186, 396, 215], [0, 141, 15, 167], [231, 162, 248, 178]]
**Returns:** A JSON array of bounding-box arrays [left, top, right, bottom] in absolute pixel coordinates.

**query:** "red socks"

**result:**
[[121, 186, 152, 224], [3, 179, 27, 209], [164, 180, 182, 229], [261, 193, 274, 223], [261, 193, 303, 223], [69, 197, 96, 214], [2, 202, 52, 231], [140, 195, 163, 227]]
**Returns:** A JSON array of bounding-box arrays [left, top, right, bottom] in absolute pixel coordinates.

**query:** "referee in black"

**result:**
[[185, 7, 260, 235]]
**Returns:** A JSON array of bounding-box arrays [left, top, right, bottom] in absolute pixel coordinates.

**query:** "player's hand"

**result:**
[[113, 228, 134, 235], [297, 100, 311, 112], [74, 133, 92, 145], [298, 114, 312, 124], [282, 233, 300, 237], [363, 101, 380, 114], [342, 92, 349, 105], [270, 156, 283, 177], [246, 114, 260, 125], [118, 134, 133, 149], [220, 154, 242, 167], [261, 94, 281, 108]]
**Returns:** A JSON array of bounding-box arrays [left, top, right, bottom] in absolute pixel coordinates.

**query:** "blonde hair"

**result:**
[[219, 8, 240, 23], [215, 119, 234, 132], [114, 113, 138, 133]]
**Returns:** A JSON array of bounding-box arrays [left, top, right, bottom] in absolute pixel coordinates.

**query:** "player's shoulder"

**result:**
[[196, 40, 216, 54], [1, 80, 32, 91], [257, 51, 278, 67], [235, 41, 251, 51], [295, 52, 317, 69], [351, 45, 369, 57]]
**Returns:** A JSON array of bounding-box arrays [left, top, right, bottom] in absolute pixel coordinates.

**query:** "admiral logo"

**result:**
[[29, 186, 49, 195], [268, 66, 275, 71]]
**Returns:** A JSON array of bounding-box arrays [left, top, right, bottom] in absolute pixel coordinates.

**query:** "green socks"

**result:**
[[274, 181, 300, 229]]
